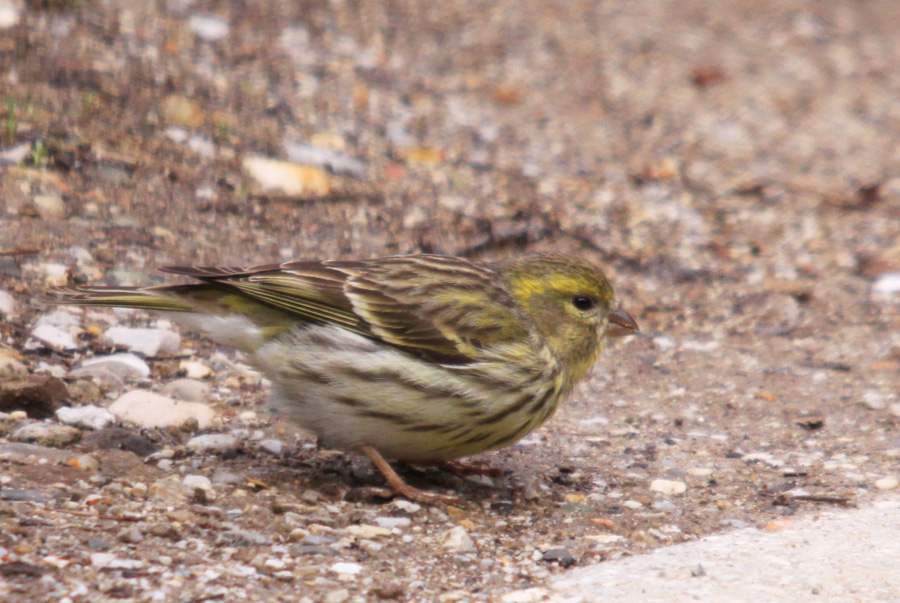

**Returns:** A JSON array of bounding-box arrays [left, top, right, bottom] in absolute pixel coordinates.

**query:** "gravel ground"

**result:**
[[1, 1, 899, 602]]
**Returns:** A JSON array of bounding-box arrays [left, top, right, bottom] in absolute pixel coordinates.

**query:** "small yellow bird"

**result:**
[[53, 253, 637, 503]]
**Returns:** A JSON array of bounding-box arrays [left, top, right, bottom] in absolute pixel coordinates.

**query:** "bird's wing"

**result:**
[[161, 255, 528, 364]]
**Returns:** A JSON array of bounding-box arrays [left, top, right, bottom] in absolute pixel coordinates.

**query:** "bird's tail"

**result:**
[[47, 285, 201, 312]]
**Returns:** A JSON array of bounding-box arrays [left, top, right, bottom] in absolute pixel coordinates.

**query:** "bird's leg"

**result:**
[[413, 458, 506, 478], [360, 446, 462, 505]]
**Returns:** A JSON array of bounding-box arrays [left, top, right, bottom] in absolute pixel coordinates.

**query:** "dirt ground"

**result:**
[[1, 1, 899, 601]]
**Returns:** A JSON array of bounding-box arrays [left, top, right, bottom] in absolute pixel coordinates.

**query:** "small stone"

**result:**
[[0, 442, 74, 463], [188, 14, 229, 42], [0, 375, 69, 418], [183, 475, 216, 502], [347, 524, 391, 539], [161, 95, 205, 128], [501, 588, 551, 603], [0, 488, 47, 502], [687, 467, 714, 477], [11, 423, 81, 447], [875, 476, 899, 490], [55, 406, 115, 430], [873, 272, 900, 294], [32, 194, 65, 219], [542, 547, 576, 568], [179, 360, 212, 379], [109, 391, 214, 429], [373, 517, 411, 529], [29, 324, 77, 350], [72, 354, 151, 380], [259, 439, 283, 455], [242, 155, 331, 197], [0, 289, 14, 316], [623, 500, 643, 509], [117, 528, 144, 544], [37, 262, 69, 287], [219, 530, 269, 546], [861, 391, 888, 411], [70, 454, 100, 471], [650, 479, 688, 495], [162, 378, 209, 403], [104, 327, 181, 357], [0, 2, 21, 30], [187, 433, 238, 452], [441, 526, 475, 553], [330, 562, 363, 575], [149, 476, 191, 503], [324, 589, 350, 603]]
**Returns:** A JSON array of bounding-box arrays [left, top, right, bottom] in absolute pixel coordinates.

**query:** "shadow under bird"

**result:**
[[52, 253, 638, 503]]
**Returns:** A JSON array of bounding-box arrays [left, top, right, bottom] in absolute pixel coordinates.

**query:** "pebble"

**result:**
[[148, 476, 191, 503], [860, 391, 889, 411], [104, 327, 181, 357], [29, 324, 78, 350], [161, 95, 205, 128], [242, 155, 331, 197], [441, 526, 475, 553], [875, 476, 899, 490], [183, 475, 216, 502], [162, 378, 210, 403], [11, 423, 81, 447], [373, 516, 412, 529], [32, 193, 65, 219], [623, 500, 643, 509], [501, 588, 551, 603], [687, 467, 714, 477], [55, 405, 116, 430], [0, 442, 74, 463], [0, 1, 18, 29], [0, 488, 47, 502], [37, 262, 69, 286], [219, 530, 269, 546], [347, 524, 392, 539], [109, 390, 214, 429], [72, 354, 151, 380], [89, 553, 142, 570], [650, 479, 688, 495], [0, 289, 14, 316], [187, 433, 238, 452], [0, 374, 69, 418], [330, 562, 363, 575], [188, 14, 229, 42], [284, 142, 368, 179], [180, 359, 212, 379], [542, 547, 576, 567], [324, 589, 350, 603], [872, 272, 900, 294], [258, 439, 283, 455]]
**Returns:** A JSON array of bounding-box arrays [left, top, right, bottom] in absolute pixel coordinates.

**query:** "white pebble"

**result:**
[[875, 476, 899, 490], [30, 324, 78, 350], [162, 378, 209, 402], [0, 289, 14, 316], [188, 15, 229, 42], [873, 273, 900, 294], [441, 526, 475, 553], [650, 479, 688, 495], [329, 562, 363, 575], [187, 433, 238, 452], [55, 406, 116, 430], [180, 360, 212, 379], [259, 439, 283, 455], [109, 390, 214, 429], [346, 524, 391, 539], [73, 354, 151, 379], [104, 327, 181, 357]]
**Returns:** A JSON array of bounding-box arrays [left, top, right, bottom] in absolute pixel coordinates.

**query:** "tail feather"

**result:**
[[47, 287, 197, 312]]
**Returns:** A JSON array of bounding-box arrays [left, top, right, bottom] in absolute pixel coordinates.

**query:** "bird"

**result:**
[[51, 253, 638, 503]]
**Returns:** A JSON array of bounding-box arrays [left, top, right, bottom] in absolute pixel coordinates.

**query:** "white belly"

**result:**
[[251, 325, 561, 460]]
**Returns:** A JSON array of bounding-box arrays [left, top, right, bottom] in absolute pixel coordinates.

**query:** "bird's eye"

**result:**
[[572, 296, 595, 311]]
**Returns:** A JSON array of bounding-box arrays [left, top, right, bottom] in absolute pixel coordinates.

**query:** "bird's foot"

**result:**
[[360, 446, 463, 505]]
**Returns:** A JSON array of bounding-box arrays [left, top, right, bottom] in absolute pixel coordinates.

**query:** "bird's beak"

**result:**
[[606, 307, 639, 338]]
